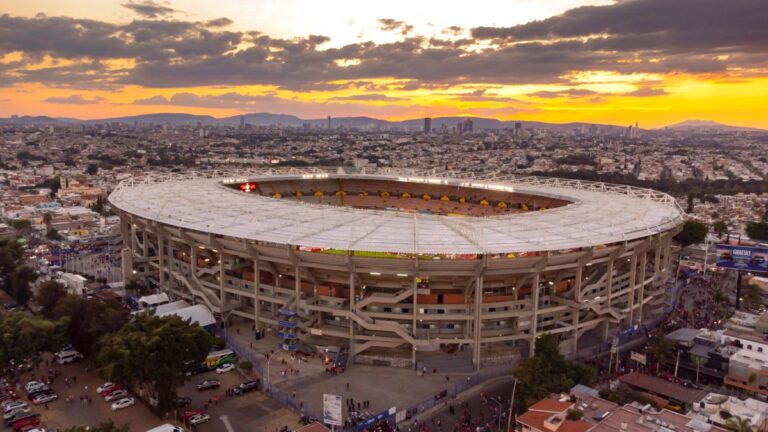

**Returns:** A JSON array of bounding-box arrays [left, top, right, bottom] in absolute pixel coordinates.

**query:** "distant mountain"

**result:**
[[0, 115, 61, 125], [85, 113, 219, 126], [665, 120, 765, 132]]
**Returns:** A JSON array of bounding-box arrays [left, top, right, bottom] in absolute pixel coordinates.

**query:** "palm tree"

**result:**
[[724, 416, 754, 432]]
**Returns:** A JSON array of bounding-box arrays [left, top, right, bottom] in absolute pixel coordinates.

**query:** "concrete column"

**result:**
[[253, 255, 260, 328], [473, 276, 483, 370], [529, 271, 540, 357], [294, 265, 301, 304], [348, 272, 355, 363], [653, 239, 662, 285], [572, 263, 583, 356], [412, 276, 418, 370], [627, 254, 638, 325], [219, 251, 226, 306], [605, 258, 615, 307], [637, 251, 648, 324], [158, 236, 165, 289]]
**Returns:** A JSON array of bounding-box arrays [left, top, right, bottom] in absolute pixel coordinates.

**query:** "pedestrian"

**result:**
[[73, 375, 77, 384], [203, 402, 208, 410], [45, 403, 49, 410]]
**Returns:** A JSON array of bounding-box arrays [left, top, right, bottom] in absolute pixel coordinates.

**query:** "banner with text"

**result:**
[[323, 394, 343, 426], [716, 245, 768, 273]]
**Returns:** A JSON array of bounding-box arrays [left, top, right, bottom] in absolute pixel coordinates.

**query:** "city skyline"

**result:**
[[1, 0, 768, 128]]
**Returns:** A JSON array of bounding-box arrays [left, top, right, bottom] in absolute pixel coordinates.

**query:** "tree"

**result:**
[[745, 221, 768, 241], [63, 420, 130, 432], [97, 313, 215, 412], [9, 265, 37, 305], [46, 228, 63, 240], [85, 163, 99, 175], [35, 280, 68, 318], [686, 193, 694, 213], [724, 416, 754, 432], [713, 221, 728, 238], [675, 220, 708, 246], [42, 212, 53, 229], [52, 295, 128, 357], [566, 409, 584, 420], [648, 334, 675, 372], [0, 312, 67, 369], [512, 334, 596, 410]]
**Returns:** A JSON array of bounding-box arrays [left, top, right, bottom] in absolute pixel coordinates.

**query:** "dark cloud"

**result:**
[[44, 94, 106, 104], [625, 87, 668, 97], [122, 1, 175, 18], [377, 18, 414, 36], [0, 0, 766, 92], [328, 93, 406, 102]]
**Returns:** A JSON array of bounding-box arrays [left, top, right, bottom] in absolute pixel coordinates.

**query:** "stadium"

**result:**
[[108, 168, 685, 370]]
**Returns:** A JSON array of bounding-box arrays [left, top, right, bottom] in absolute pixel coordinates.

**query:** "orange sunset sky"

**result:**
[[1, 0, 767, 128]]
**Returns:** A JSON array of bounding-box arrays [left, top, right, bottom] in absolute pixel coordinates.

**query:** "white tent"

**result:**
[[155, 303, 216, 327]]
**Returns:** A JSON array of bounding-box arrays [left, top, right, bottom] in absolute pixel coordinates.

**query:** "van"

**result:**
[[146, 424, 185, 432], [55, 349, 84, 364]]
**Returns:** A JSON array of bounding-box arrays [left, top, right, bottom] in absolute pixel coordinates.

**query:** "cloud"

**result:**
[[122, 1, 175, 18], [625, 87, 668, 97], [204, 18, 233, 28], [44, 94, 107, 104], [529, 88, 598, 99], [328, 93, 406, 102], [377, 18, 414, 36]]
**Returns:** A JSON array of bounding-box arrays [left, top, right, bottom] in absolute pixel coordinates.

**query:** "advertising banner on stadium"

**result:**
[[716, 245, 768, 273], [323, 394, 343, 426]]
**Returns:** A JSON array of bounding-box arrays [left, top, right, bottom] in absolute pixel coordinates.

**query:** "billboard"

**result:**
[[716, 245, 768, 273], [323, 394, 343, 426]]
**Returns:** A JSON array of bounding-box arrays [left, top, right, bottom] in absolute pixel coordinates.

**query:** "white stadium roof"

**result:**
[[108, 168, 685, 255]]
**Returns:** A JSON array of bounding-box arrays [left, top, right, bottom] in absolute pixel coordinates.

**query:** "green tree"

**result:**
[[512, 334, 596, 410], [713, 221, 728, 238], [35, 280, 68, 318], [85, 163, 99, 175], [97, 313, 215, 412], [745, 221, 768, 241], [0, 312, 67, 368], [566, 409, 584, 420], [46, 228, 63, 240], [63, 420, 130, 432], [53, 295, 128, 357], [675, 220, 708, 246], [724, 416, 754, 432], [10, 265, 37, 305], [648, 334, 675, 372], [9, 219, 31, 233]]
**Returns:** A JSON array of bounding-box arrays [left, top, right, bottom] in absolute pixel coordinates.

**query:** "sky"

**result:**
[[1, 0, 767, 128]]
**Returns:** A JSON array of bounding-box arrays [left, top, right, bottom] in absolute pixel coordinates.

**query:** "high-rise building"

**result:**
[[423, 117, 432, 134], [327, 115, 332, 130], [515, 122, 522, 135], [463, 118, 474, 133], [240, 116, 245, 128]]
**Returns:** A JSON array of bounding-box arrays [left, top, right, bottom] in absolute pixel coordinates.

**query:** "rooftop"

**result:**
[[108, 168, 684, 255]]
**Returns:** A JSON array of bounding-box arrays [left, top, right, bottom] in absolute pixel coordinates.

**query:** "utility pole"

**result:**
[[507, 379, 518, 432]]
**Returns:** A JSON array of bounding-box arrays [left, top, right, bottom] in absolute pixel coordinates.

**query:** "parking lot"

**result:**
[[7, 355, 301, 432]]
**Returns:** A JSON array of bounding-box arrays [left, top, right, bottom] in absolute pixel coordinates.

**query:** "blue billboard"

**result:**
[[716, 245, 768, 272]]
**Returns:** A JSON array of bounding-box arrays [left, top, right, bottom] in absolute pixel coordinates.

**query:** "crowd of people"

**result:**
[[659, 272, 732, 333]]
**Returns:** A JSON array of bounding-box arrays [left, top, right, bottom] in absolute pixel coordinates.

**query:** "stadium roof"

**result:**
[[108, 168, 685, 255]]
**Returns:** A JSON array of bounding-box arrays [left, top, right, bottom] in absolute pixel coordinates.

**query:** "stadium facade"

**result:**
[[109, 168, 685, 369]]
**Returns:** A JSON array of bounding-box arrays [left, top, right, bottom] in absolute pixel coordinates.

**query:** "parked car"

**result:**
[[4, 412, 37, 428], [26, 390, 51, 401], [111, 397, 135, 411], [2, 400, 28, 414], [233, 380, 260, 395], [95, 383, 114, 394], [196, 380, 220, 391], [23, 382, 46, 394], [99, 385, 124, 397], [104, 389, 128, 402], [188, 414, 211, 425], [3, 408, 31, 421], [30, 393, 57, 405], [182, 409, 204, 421], [173, 397, 192, 408], [0, 394, 19, 403], [12, 416, 40, 432], [215, 364, 235, 374]]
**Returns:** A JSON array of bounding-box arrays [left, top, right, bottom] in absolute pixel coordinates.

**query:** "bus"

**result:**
[[205, 349, 236, 369]]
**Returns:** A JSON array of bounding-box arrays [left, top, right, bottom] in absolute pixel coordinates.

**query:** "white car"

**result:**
[[2, 400, 27, 413], [104, 389, 128, 402], [188, 414, 211, 425], [24, 381, 45, 393], [111, 397, 135, 411], [215, 363, 235, 374], [96, 382, 114, 394]]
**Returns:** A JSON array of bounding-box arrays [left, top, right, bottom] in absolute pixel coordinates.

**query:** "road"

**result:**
[[418, 377, 516, 432]]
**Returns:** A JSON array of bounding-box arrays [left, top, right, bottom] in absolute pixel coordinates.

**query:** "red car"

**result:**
[[99, 385, 125, 397], [12, 417, 40, 432], [183, 409, 205, 421]]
